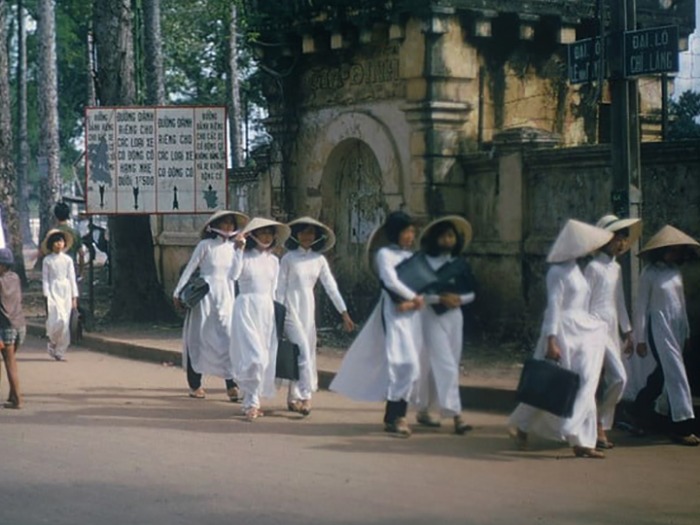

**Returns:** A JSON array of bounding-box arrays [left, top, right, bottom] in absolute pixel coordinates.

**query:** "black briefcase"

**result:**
[[516, 358, 580, 418], [273, 301, 300, 381], [384, 252, 439, 302]]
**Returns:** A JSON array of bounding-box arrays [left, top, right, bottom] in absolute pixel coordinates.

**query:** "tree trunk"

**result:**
[[16, 0, 33, 248], [227, 4, 244, 169], [92, 0, 174, 322], [143, 0, 165, 106], [0, 0, 26, 282], [36, 0, 61, 244]]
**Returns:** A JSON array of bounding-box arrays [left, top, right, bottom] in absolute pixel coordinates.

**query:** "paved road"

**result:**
[[1, 335, 699, 525]]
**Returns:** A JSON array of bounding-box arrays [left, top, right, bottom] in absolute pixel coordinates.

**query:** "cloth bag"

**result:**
[[515, 358, 580, 418], [179, 273, 210, 309], [273, 302, 300, 381]]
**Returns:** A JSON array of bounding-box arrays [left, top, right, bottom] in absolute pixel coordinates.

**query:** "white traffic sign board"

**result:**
[[85, 106, 228, 214]]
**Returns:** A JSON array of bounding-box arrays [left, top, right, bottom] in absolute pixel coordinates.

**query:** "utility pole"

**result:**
[[609, 0, 641, 308]]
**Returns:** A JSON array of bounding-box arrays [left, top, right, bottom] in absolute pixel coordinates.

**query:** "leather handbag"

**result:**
[[179, 273, 210, 309], [515, 358, 580, 418], [383, 252, 439, 303]]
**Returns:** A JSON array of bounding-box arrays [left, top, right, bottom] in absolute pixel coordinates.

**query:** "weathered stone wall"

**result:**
[[459, 139, 700, 355]]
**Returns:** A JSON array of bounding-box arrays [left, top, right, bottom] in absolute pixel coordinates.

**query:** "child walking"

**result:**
[[42, 229, 79, 361], [173, 210, 249, 401], [276, 217, 355, 415], [230, 218, 290, 421], [509, 219, 615, 458], [584, 214, 642, 449], [0, 248, 26, 408], [413, 216, 476, 435], [632, 225, 700, 446], [331, 211, 424, 437]]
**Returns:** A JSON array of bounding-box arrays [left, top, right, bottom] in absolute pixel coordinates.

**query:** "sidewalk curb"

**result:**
[[27, 322, 518, 414]]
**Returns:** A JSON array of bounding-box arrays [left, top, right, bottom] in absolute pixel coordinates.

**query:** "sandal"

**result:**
[[244, 407, 262, 422], [384, 417, 412, 438], [509, 428, 528, 450], [596, 439, 615, 450], [416, 412, 441, 428], [298, 399, 311, 416], [227, 386, 240, 403], [287, 400, 301, 413], [573, 446, 606, 459], [454, 416, 473, 435], [188, 387, 206, 399], [672, 433, 700, 447]]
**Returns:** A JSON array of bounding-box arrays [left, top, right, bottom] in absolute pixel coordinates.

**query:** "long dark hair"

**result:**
[[47, 231, 67, 252], [203, 215, 239, 239], [423, 221, 464, 257], [384, 211, 414, 244]]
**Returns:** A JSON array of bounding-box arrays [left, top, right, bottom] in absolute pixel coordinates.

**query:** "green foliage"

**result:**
[[668, 90, 700, 140]]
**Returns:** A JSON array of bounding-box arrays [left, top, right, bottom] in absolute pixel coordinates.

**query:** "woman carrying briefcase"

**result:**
[[509, 219, 616, 459]]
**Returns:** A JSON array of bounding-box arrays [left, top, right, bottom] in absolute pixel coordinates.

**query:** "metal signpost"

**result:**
[[84, 106, 228, 215]]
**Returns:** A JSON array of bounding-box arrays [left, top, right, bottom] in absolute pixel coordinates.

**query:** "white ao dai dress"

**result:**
[[173, 238, 238, 379], [633, 262, 694, 422], [43, 251, 79, 358], [230, 249, 280, 410], [330, 245, 422, 402], [276, 248, 348, 399], [509, 260, 610, 449]]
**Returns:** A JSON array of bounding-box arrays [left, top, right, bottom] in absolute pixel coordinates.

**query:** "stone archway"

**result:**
[[319, 138, 386, 318]]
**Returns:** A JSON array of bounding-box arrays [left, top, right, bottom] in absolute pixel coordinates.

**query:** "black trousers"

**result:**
[[186, 358, 236, 391], [633, 325, 695, 436], [383, 399, 407, 423]]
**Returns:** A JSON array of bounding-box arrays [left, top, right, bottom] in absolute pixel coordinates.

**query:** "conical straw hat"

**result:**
[[241, 217, 291, 247], [41, 228, 74, 255], [287, 216, 336, 252], [200, 210, 249, 238], [595, 214, 642, 255], [418, 215, 473, 254], [546, 219, 613, 263], [637, 225, 700, 256]]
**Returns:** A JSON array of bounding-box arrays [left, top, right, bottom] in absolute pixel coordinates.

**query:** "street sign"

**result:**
[[567, 37, 607, 84], [624, 25, 679, 77], [85, 106, 228, 215]]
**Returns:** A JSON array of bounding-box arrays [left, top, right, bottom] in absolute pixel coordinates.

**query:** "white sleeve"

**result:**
[[634, 267, 653, 344], [42, 257, 50, 297], [541, 267, 565, 337], [319, 256, 347, 313], [68, 258, 79, 298], [275, 254, 291, 304], [459, 292, 476, 305], [615, 265, 632, 333], [173, 242, 205, 297], [583, 261, 600, 313], [229, 247, 245, 282], [376, 249, 416, 301]]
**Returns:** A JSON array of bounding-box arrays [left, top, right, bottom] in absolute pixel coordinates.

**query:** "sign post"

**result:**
[[84, 106, 228, 215]]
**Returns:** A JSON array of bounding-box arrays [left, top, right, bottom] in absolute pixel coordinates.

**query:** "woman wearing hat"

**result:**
[[509, 219, 615, 458], [173, 210, 249, 400], [276, 217, 355, 415], [230, 217, 291, 421], [331, 211, 424, 437], [413, 215, 476, 435], [584, 214, 642, 448], [631, 225, 700, 446], [42, 229, 79, 361]]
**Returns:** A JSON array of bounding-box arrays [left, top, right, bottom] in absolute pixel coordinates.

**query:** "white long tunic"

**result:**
[[330, 245, 422, 402], [276, 249, 347, 393], [584, 252, 630, 428], [415, 254, 475, 416], [230, 249, 279, 402], [633, 262, 694, 422], [43, 252, 79, 355], [509, 261, 610, 449], [173, 238, 238, 379]]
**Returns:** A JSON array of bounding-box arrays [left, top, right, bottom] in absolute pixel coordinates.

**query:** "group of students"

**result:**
[[173, 209, 476, 432], [172, 211, 356, 421], [510, 216, 700, 459]]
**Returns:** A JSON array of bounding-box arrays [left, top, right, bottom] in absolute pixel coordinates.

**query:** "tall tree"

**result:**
[[16, 0, 32, 247], [228, 2, 244, 168], [92, 0, 173, 322], [143, 0, 165, 106], [36, 0, 61, 241], [0, 0, 26, 281]]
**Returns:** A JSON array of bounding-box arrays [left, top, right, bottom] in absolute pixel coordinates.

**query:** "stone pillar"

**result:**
[[402, 8, 474, 220]]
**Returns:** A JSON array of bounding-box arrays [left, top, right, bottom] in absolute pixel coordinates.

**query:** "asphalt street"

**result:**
[[1, 335, 699, 525]]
